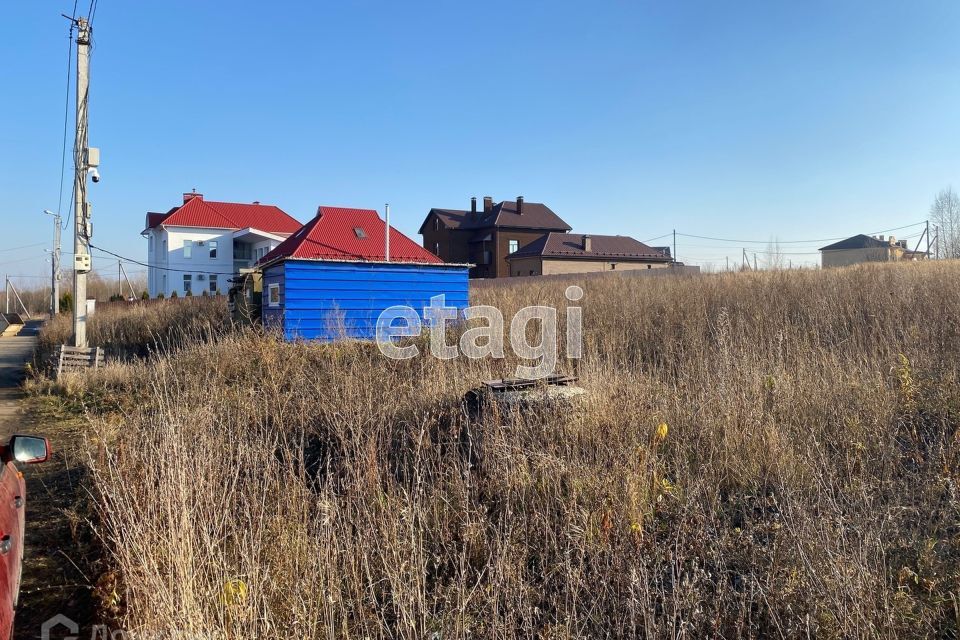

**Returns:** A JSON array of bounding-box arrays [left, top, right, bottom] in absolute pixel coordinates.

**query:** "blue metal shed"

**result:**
[[257, 206, 469, 341]]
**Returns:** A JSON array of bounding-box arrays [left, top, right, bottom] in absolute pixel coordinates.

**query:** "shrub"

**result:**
[[59, 291, 73, 313]]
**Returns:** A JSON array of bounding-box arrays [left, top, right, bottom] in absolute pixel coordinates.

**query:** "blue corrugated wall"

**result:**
[[262, 260, 470, 341]]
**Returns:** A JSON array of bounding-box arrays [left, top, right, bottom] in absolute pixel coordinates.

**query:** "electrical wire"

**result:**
[[642, 233, 672, 244], [0, 242, 47, 253], [89, 244, 242, 276], [675, 221, 926, 245], [56, 21, 75, 228]]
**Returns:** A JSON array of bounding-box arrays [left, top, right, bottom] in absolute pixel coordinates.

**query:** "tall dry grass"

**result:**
[[37, 296, 228, 364], [42, 262, 960, 638]]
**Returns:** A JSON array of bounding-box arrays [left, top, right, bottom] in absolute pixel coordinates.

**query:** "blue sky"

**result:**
[[1, 0, 958, 283]]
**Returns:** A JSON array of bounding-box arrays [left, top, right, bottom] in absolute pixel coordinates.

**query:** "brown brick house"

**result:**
[[507, 233, 672, 276], [419, 197, 571, 278]]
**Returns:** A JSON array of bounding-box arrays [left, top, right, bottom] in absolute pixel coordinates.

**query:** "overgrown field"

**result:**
[[33, 263, 960, 638]]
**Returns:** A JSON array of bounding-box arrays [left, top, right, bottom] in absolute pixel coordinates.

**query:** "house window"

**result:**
[[148, 235, 153, 252], [183, 274, 192, 294], [209, 240, 218, 259], [611, 263, 617, 270], [508, 240, 519, 254], [209, 274, 218, 294], [162, 239, 167, 255], [183, 239, 192, 259], [434, 218, 440, 231], [434, 242, 440, 255], [267, 283, 280, 307], [234, 241, 251, 260], [353, 227, 366, 239], [647, 264, 652, 270]]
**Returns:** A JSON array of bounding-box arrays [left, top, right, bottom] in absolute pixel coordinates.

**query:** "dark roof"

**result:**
[[419, 199, 571, 234], [258, 206, 443, 266], [507, 233, 672, 261], [143, 197, 302, 234], [819, 234, 893, 251]]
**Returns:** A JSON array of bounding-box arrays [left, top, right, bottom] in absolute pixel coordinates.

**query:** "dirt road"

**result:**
[[0, 323, 39, 436], [0, 325, 94, 639]]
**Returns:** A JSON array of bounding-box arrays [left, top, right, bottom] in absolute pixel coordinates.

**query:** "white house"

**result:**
[[142, 192, 302, 297]]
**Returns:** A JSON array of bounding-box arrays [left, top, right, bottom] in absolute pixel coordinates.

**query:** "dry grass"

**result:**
[[36, 296, 228, 364], [36, 262, 960, 638]]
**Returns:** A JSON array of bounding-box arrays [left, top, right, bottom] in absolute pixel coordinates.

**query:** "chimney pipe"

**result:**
[[471, 197, 477, 215], [384, 203, 390, 262], [183, 190, 203, 204], [583, 234, 592, 252], [483, 196, 493, 214], [517, 196, 524, 215], [879, 235, 885, 242]]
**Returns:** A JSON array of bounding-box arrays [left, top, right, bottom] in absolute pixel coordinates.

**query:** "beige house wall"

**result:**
[[508, 257, 670, 276], [821, 247, 901, 268]]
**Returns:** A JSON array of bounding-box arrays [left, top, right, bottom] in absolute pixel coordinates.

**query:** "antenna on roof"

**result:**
[[384, 203, 390, 262]]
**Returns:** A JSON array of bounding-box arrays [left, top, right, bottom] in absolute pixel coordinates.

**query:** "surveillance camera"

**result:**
[[88, 167, 100, 183]]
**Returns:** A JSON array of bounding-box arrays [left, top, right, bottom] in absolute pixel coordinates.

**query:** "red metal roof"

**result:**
[[144, 196, 302, 234], [259, 206, 443, 265]]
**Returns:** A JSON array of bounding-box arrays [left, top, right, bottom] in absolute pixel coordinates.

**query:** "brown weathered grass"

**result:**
[[37, 296, 228, 364], [39, 262, 960, 638]]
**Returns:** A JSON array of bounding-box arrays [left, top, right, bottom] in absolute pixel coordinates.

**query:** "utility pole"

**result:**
[[926, 220, 931, 258], [119, 263, 137, 299], [725, 256, 729, 272], [672, 229, 677, 264], [71, 17, 94, 347], [43, 210, 62, 316], [4, 276, 8, 314], [753, 253, 758, 271]]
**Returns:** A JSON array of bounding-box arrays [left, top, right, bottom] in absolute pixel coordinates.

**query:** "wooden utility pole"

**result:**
[[672, 229, 677, 264], [71, 17, 94, 347]]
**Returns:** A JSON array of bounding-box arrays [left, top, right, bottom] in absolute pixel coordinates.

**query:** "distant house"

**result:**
[[419, 197, 571, 278], [506, 233, 672, 276], [819, 234, 927, 268], [258, 206, 469, 341], [143, 192, 301, 297]]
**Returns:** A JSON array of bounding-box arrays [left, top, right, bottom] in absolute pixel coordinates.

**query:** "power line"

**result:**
[[56, 23, 75, 227], [89, 244, 241, 276], [642, 233, 672, 244], [0, 242, 47, 253], [675, 221, 926, 245]]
